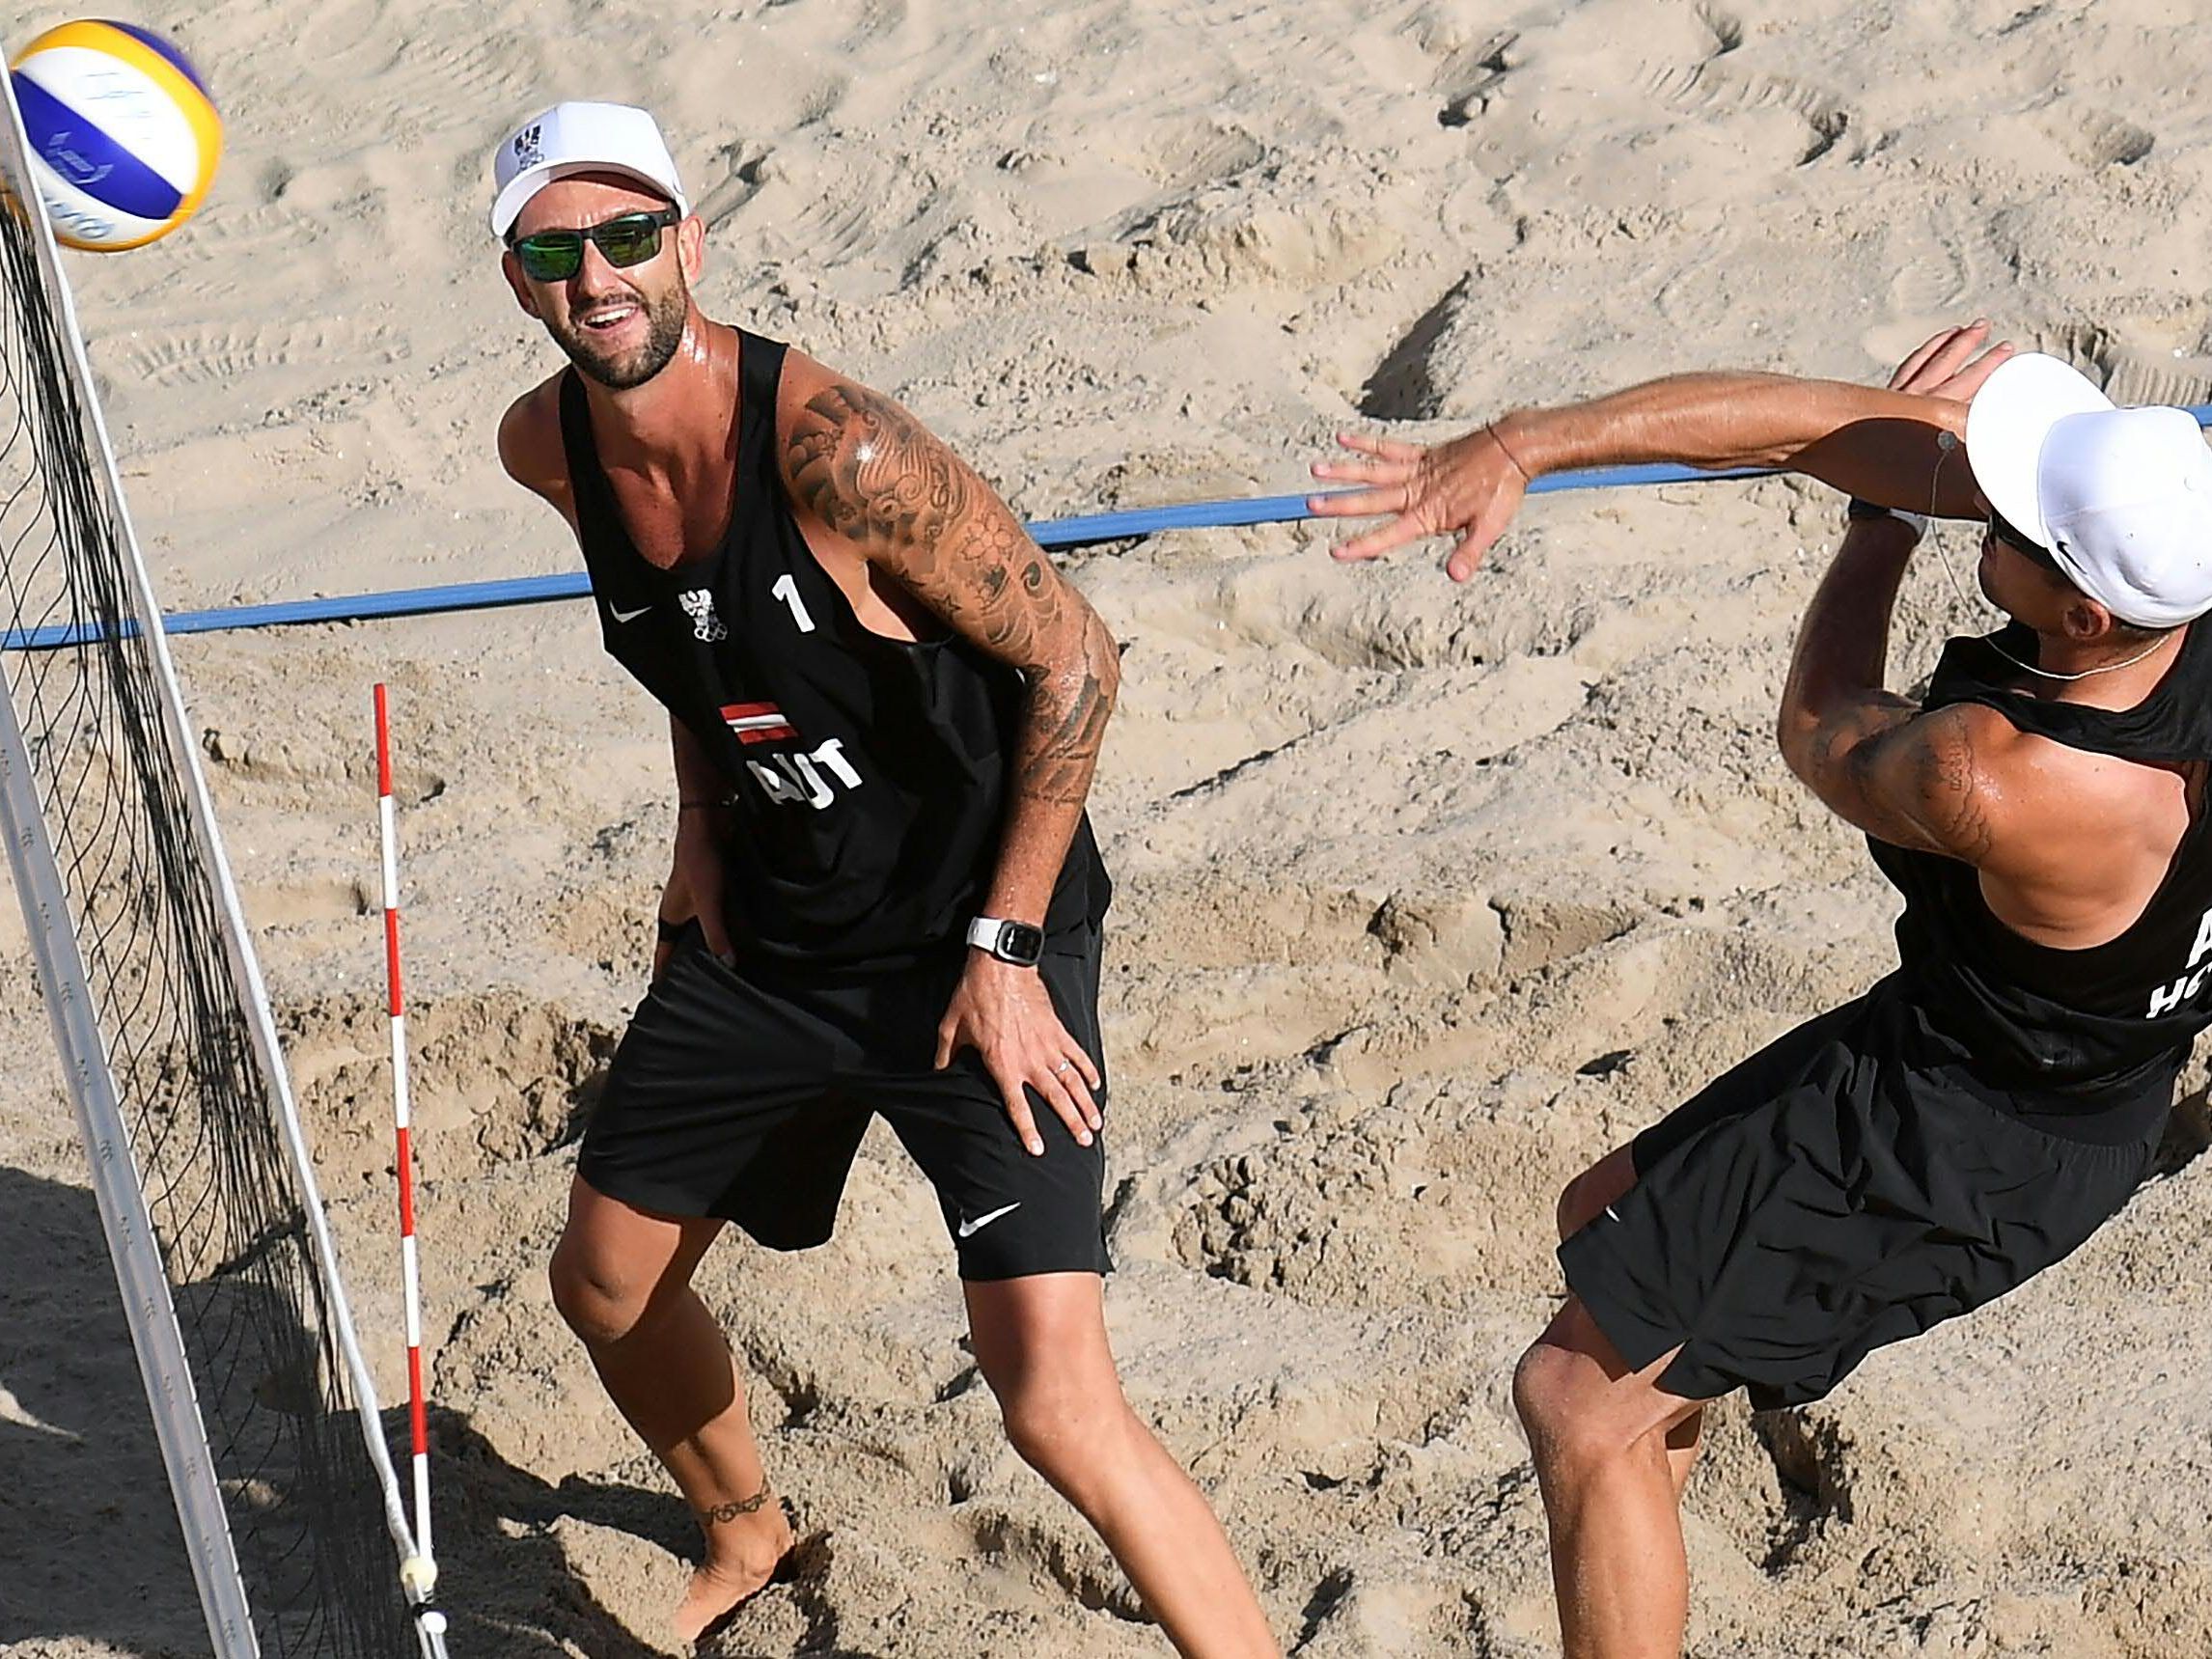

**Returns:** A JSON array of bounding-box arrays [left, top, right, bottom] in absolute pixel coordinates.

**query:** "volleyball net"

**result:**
[[0, 78, 441, 1659]]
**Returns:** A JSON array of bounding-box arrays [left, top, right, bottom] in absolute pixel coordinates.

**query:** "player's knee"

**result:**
[[1512, 1341, 1638, 1481], [997, 1380, 1121, 1480], [1512, 1341, 1594, 1457], [1000, 1402, 1074, 1478], [548, 1239, 652, 1349], [1510, 1339, 1558, 1432]]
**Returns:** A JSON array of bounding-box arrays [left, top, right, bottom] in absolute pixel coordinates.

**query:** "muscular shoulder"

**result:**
[[1854, 701, 2025, 865], [496, 373, 573, 518], [760, 351, 1111, 681], [770, 351, 979, 550], [1892, 702, 2159, 874], [1976, 710, 2184, 862], [770, 348, 903, 496], [770, 346, 843, 431]]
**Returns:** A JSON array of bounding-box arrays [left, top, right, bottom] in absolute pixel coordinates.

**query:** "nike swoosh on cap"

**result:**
[[610, 602, 651, 623], [956, 1202, 1021, 1238]]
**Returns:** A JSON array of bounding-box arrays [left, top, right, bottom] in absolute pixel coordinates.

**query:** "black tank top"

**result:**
[[559, 330, 1108, 970], [1869, 619, 2212, 1123]]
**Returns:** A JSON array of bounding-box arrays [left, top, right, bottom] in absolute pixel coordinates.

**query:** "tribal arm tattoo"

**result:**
[[1792, 698, 1999, 862], [1779, 518, 2001, 862], [782, 378, 1120, 919]]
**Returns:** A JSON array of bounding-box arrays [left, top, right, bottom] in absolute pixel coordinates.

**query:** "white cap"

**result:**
[[1966, 352, 2212, 629], [489, 101, 690, 240]]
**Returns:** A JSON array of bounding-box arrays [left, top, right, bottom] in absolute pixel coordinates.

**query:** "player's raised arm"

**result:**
[[1775, 511, 2008, 864], [1311, 321, 2013, 580]]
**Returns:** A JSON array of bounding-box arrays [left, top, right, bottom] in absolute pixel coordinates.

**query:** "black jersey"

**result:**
[[1869, 619, 2212, 1116], [558, 330, 1108, 970]]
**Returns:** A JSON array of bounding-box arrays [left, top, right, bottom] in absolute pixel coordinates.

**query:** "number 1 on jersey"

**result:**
[[772, 572, 816, 634]]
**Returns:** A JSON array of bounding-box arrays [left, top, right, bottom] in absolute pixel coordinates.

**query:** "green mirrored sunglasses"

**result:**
[[511, 207, 681, 283]]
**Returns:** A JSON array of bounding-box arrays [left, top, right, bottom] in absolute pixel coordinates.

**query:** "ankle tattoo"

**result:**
[[697, 1481, 772, 1525]]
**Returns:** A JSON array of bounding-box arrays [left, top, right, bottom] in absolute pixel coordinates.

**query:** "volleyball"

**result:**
[[7, 19, 221, 251]]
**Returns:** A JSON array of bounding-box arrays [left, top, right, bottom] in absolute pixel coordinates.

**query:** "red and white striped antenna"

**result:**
[[374, 683, 436, 1603]]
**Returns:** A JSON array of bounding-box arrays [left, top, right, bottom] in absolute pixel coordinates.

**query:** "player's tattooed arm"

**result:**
[[781, 377, 1120, 823], [1778, 516, 2005, 862], [1784, 698, 2002, 862], [782, 369, 1115, 1155]]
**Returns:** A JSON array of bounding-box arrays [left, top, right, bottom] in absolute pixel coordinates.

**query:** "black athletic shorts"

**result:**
[[576, 922, 1110, 1281], [1558, 981, 2167, 1410]]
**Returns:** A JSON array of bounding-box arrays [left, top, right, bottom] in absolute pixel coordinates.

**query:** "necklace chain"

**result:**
[[1922, 435, 2170, 683]]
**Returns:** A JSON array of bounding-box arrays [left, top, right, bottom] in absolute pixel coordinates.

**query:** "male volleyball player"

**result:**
[[487, 102, 1276, 1655], [1315, 323, 2212, 1658]]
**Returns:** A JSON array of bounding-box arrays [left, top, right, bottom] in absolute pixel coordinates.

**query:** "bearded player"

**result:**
[[1315, 324, 2212, 1656], [489, 102, 1276, 1655]]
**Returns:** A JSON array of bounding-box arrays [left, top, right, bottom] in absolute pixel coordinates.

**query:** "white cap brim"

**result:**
[[1964, 352, 2115, 543], [491, 160, 689, 239]]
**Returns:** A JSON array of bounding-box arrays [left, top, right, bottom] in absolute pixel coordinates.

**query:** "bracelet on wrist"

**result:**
[[1485, 421, 1533, 483]]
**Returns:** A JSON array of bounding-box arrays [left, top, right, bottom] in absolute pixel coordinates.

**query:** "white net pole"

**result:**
[[0, 657, 261, 1657]]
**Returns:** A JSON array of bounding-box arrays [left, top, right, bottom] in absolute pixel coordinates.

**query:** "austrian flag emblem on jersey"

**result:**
[[722, 702, 798, 745]]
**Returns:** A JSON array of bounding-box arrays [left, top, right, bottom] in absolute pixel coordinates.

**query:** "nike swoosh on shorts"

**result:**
[[610, 603, 651, 623], [956, 1202, 1021, 1238]]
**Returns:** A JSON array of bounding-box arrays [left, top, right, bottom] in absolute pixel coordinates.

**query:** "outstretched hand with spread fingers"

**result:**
[[1885, 319, 2014, 401], [1308, 424, 1531, 582], [1310, 322, 2016, 577]]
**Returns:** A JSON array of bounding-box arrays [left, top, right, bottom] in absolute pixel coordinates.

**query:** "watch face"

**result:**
[[997, 921, 1045, 965]]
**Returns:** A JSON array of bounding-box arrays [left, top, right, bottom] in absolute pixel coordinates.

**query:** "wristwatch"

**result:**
[[967, 915, 1044, 967], [1845, 497, 1929, 542]]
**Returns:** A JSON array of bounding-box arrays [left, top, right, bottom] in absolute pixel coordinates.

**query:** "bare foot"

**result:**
[[672, 1502, 795, 1646]]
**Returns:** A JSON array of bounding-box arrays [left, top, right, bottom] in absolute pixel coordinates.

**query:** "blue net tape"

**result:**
[[15, 403, 2212, 651]]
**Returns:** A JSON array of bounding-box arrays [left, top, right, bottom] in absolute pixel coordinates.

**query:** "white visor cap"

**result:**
[[1966, 352, 2212, 630], [490, 100, 690, 240]]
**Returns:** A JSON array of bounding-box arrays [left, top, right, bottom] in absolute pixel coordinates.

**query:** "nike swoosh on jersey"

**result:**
[[955, 1202, 1021, 1238], [610, 603, 651, 623]]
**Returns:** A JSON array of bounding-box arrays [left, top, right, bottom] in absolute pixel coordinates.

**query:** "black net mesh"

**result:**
[[0, 136, 411, 1658]]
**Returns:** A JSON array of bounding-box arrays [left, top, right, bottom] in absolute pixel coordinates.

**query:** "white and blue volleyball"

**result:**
[[8, 19, 221, 251]]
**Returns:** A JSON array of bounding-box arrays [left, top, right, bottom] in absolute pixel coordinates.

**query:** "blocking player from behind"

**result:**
[[1315, 325, 2212, 1657], [489, 102, 1275, 1655]]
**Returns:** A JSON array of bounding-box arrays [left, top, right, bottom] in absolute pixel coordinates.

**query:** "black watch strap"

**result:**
[[1844, 498, 1929, 540]]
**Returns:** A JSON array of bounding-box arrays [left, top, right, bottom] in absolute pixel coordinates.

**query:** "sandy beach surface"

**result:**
[[7, 1, 2212, 1654]]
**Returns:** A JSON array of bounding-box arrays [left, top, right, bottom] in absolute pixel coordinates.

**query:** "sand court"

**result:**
[[7, 1, 2212, 1654]]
